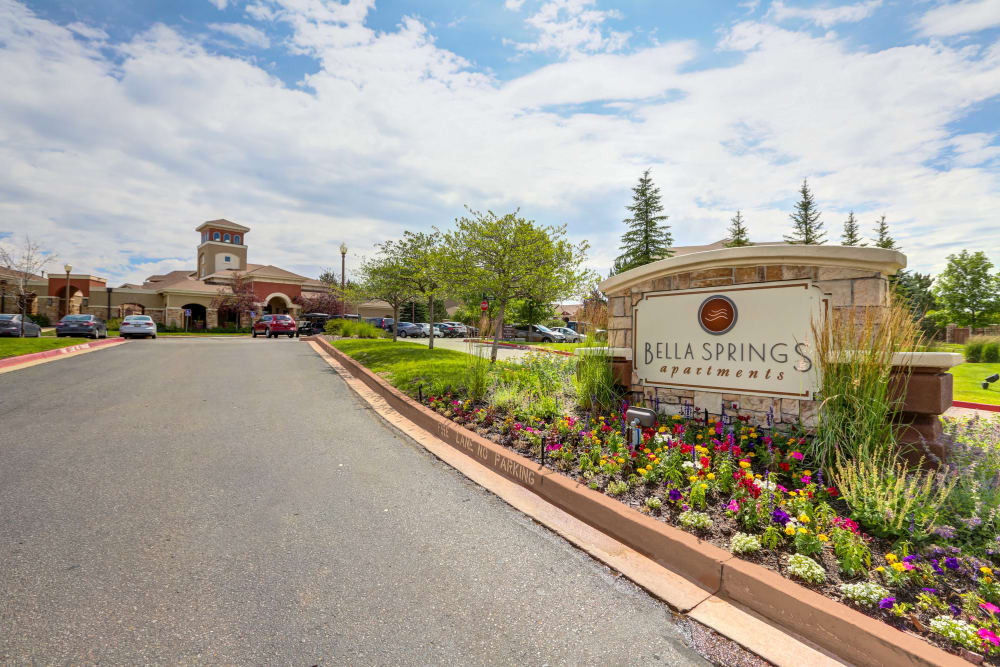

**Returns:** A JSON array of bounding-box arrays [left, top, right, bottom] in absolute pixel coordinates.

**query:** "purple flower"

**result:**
[[921, 588, 938, 593], [932, 525, 956, 539], [771, 507, 791, 526], [944, 557, 960, 570], [668, 488, 683, 502], [932, 561, 944, 575], [878, 597, 896, 609], [950, 604, 961, 618]]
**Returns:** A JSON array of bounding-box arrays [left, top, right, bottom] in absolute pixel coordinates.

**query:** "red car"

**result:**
[[252, 314, 297, 338]]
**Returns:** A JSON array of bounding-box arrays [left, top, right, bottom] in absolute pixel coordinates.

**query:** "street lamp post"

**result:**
[[63, 264, 72, 319], [339, 242, 347, 316], [1, 279, 6, 314]]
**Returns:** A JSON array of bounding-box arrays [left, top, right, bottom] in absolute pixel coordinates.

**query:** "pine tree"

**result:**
[[724, 210, 752, 247], [613, 169, 673, 274], [784, 179, 826, 245], [872, 215, 899, 250], [840, 211, 865, 246]]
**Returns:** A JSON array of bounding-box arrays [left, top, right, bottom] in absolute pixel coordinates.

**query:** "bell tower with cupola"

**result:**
[[195, 219, 250, 278]]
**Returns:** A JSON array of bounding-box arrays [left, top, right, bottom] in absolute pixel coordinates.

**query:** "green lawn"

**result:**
[[0, 336, 93, 359], [331, 338, 473, 395], [948, 362, 1000, 406]]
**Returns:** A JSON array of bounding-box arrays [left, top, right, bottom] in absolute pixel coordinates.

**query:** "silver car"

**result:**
[[120, 314, 157, 339], [553, 326, 585, 343]]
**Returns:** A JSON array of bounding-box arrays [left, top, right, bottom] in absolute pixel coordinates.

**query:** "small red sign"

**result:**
[[480, 300, 488, 311]]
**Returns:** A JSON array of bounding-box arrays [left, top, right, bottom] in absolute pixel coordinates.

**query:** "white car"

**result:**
[[553, 326, 585, 343], [120, 314, 157, 339]]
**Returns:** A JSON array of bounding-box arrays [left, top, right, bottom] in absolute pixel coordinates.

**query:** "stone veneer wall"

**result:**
[[606, 263, 891, 428]]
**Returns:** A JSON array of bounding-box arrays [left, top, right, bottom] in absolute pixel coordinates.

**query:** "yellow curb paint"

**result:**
[[308, 340, 842, 666], [0, 340, 128, 375]]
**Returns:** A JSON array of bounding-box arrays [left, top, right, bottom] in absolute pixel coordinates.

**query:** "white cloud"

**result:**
[[504, 0, 527, 10], [0, 0, 998, 285], [916, 0, 1000, 37], [207, 22, 270, 48], [506, 0, 631, 57], [769, 0, 882, 28], [66, 22, 108, 41], [207, 0, 229, 9]]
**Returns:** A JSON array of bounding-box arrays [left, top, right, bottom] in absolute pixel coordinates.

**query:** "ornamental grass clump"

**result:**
[[811, 297, 921, 472], [840, 581, 890, 607], [573, 347, 619, 414], [787, 553, 826, 584]]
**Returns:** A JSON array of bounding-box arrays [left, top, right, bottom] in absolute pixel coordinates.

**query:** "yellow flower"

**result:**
[[788, 490, 797, 497], [875, 566, 885, 573], [986, 577, 994, 584], [741, 435, 748, 440], [706, 473, 716, 480], [658, 426, 667, 433], [982, 567, 994, 576], [817, 534, 829, 542], [745, 473, 754, 480], [798, 514, 810, 524], [804, 470, 812, 476], [700, 484, 708, 490], [739, 461, 751, 469], [697, 434, 703, 440], [798, 527, 808, 534], [885, 553, 898, 564], [617, 457, 625, 464], [643, 448, 652, 454], [672, 415, 681, 420], [891, 562, 907, 573], [784, 525, 796, 536], [689, 475, 698, 483], [754, 474, 762, 479]]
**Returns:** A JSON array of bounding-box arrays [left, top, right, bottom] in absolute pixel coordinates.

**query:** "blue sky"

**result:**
[[1, 0, 999, 285]]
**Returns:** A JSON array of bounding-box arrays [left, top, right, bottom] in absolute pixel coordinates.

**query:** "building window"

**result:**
[[213, 232, 220, 241], [225, 256, 231, 262], [234, 235, 241, 244], [224, 233, 231, 242]]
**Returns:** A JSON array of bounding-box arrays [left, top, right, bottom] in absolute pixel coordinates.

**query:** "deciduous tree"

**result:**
[[933, 250, 1000, 327], [784, 179, 826, 245], [613, 169, 672, 274], [441, 208, 593, 362], [210, 271, 256, 327], [354, 242, 415, 342], [397, 231, 446, 349], [0, 235, 54, 336]]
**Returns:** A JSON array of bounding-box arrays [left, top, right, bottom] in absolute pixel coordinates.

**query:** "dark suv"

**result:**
[[297, 313, 331, 336]]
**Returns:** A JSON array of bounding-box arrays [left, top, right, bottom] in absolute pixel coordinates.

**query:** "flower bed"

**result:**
[[330, 338, 1000, 663]]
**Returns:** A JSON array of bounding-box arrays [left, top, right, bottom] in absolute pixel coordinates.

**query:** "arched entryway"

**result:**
[[181, 303, 208, 330], [264, 293, 292, 314], [53, 285, 83, 318], [120, 303, 145, 317]]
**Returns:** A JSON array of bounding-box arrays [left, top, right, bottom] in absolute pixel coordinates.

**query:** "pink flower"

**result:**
[[727, 499, 740, 513], [801, 475, 812, 484], [981, 602, 1000, 615], [979, 628, 1000, 647], [791, 451, 804, 461]]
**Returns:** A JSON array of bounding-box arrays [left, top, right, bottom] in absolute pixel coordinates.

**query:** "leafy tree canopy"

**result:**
[[932, 250, 1000, 327]]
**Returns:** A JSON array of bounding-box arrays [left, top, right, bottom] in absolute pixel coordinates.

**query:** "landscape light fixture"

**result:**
[[983, 374, 1000, 390]]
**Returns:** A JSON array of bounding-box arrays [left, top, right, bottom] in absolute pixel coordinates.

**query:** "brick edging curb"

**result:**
[[0, 337, 126, 369], [311, 335, 967, 667], [952, 400, 1000, 413]]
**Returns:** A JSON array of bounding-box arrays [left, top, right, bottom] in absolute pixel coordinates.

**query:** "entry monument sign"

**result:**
[[634, 281, 825, 400]]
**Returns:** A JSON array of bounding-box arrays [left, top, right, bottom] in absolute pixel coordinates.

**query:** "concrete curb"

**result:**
[[310, 335, 967, 667], [952, 400, 1000, 413], [0, 337, 126, 372]]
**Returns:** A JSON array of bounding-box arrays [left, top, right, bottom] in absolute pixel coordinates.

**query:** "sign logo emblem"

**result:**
[[698, 295, 737, 335]]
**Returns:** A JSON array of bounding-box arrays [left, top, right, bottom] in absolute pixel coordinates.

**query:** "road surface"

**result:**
[[0, 337, 710, 664]]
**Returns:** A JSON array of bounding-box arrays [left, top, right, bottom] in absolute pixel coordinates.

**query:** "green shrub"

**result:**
[[325, 318, 384, 339], [984, 340, 1000, 363], [29, 313, 51, 327], [106, 317, 122, 330], [965, 338, 985, 362]]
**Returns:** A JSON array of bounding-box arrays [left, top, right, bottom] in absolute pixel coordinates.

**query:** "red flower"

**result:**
[[826, 487, 839, 497], [779, 462, 790, 472], [731, 446, 742, 457], [680, 444, 693, 455], [699, 456, 711, 468]]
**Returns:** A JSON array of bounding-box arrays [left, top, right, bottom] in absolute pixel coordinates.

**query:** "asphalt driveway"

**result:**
[[0, 337, 710, 664]]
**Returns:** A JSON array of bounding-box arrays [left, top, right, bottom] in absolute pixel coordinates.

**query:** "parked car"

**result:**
[[395, 322, 427, 338], [0, 314, 42, 337], [56, 314, 108, 339], [433, 322, 461, 338], [552, 326, 585, 343], [512, 324, 565, 343], [297, 313, 331, 336], [442, 321, 469, 338], [366, 317, 395, 331], [120, 314, 157, 339], [252, 313, 297, 338]]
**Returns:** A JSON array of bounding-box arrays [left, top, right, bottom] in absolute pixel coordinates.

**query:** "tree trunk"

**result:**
[[392, 303, 399, 342], [490, 300, 506, 363], [428, 296, 435, 350]]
